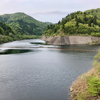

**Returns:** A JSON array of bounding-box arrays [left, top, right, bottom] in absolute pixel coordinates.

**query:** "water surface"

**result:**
[[0, 39, 99, 100]]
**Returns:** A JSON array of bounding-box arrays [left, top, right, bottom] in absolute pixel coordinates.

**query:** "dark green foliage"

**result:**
[[0, 20, 38, 44], [75, 16, 78, 21], [76, 21, 79, 27], [78, 17, 82, 23], [83, 14, 87, 23], [84, 12, 86, 15], [0, 21, 14, 35], [0, 27, 4, 35], [88, 19, 92, 27], [93, 16, 97, 25], [71, 13, 74, 19], [58, 21, 60, 24]]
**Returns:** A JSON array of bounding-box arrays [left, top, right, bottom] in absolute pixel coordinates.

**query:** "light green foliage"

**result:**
[[91, 51, 100, 68], [9, 33, 14, 37], [80, 75, 86, 81], [94, 50, 100, 62], [45, 8, 100, 36], [88, 76, 100, 96], [85, 8, 100, 20], [92, 60, 99, 67], [77, 93, 85, 100], [0, 12, 51, 36], [91, 32, 100, 37]]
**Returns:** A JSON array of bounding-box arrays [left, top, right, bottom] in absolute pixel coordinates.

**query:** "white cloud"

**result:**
[[2, 0, 29, 3]]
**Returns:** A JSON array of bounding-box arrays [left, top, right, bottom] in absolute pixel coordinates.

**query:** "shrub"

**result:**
[[91, 32, 100, 37], [88, 76, 100, 96]]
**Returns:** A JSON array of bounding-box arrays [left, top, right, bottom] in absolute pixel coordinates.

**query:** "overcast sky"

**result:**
[[0, 0, 100, 23]]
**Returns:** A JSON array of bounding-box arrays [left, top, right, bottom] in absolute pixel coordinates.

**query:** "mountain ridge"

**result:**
[[0, 12, 51, 36]]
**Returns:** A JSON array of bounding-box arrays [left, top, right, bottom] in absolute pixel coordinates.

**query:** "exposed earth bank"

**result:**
[[70, 65, 100, 100]]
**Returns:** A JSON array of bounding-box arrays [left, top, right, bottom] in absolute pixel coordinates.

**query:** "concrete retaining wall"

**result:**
[[41, 36, 100, 45], [69, 36, 92, 45]]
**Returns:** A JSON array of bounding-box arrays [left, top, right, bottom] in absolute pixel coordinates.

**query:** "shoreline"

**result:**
[[70, 51, 100, 100]]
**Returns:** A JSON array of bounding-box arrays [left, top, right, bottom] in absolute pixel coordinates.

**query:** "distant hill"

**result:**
[[44, 8, 100, 37], [0, 12, 51, 36]]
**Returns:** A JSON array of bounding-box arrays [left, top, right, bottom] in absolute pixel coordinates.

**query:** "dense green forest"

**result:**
[[0, 12, 51, 43], [0, 12, 51, 36], [0, 21, 38, 43], [44, 8, 100, 37]]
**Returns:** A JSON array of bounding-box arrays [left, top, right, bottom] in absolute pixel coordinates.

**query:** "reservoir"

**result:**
[[0, 39, 99, 100]]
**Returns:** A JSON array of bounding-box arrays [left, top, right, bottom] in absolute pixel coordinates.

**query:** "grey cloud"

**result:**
[[32, 11, 70, 15]]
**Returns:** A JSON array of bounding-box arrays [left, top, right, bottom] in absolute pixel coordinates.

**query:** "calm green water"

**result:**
[[0, 39, 99, 100]]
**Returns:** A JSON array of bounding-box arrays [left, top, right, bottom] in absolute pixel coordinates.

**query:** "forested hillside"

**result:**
[[0, 21, 15, 43], [44, 8, 100, 37], [0, 20, 39, 43], [0, 21, 14, 35], [0, 12, 51, 36]]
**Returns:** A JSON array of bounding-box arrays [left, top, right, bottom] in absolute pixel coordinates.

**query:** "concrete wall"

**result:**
[[69, 36, 92, 45], [41, 36, 100, 45]]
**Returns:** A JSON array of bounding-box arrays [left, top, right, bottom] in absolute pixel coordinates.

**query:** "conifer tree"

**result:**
[[76, 21, 79, 27], [75, 16, 78, 21], [78, 17, 82, 23], [93, 16, 97, 25], [88, 20, 91, 27]]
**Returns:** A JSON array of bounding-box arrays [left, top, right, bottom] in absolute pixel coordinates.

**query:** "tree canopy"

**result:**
[[44, 8, 100, 37]]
